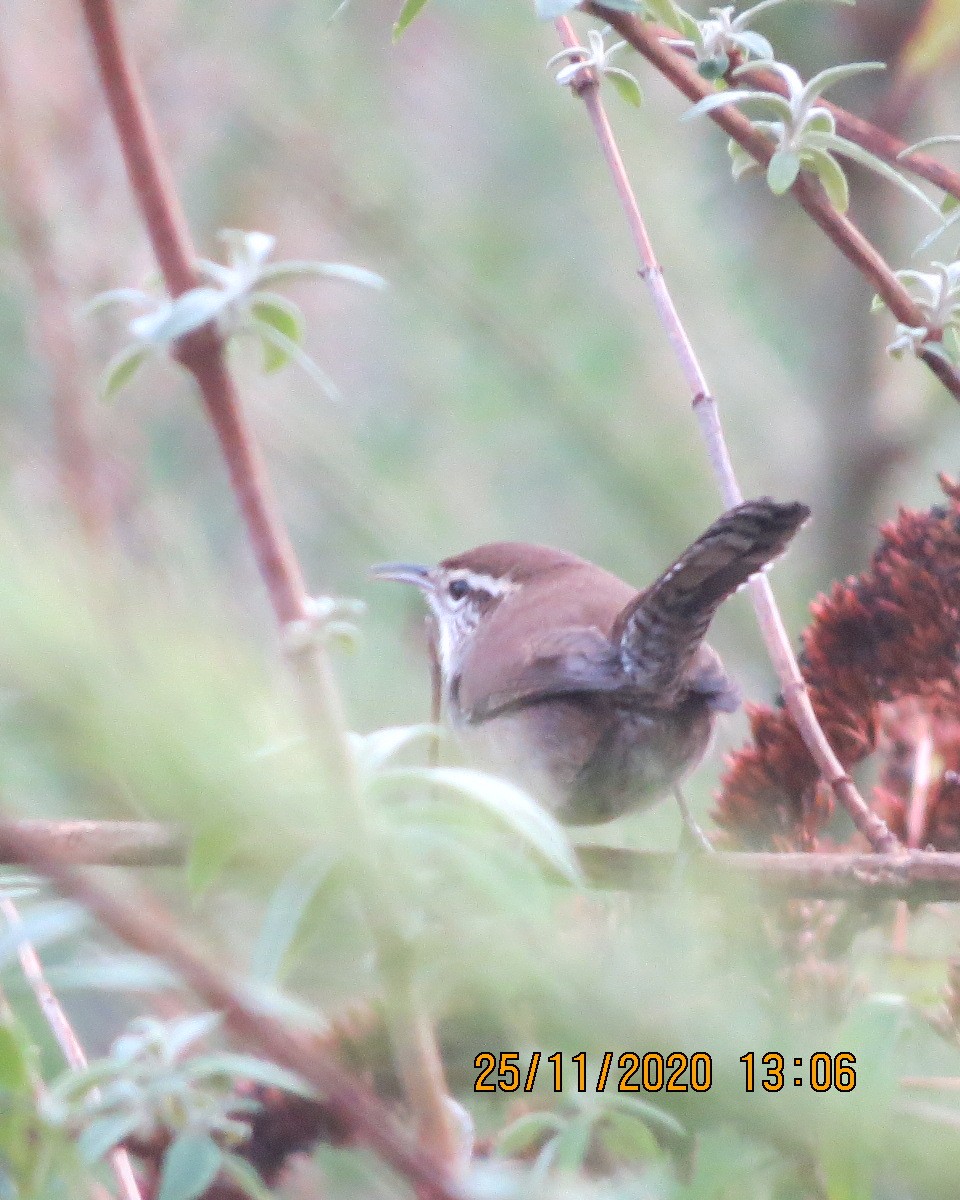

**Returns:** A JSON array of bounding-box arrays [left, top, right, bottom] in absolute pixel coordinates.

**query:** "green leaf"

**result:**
[[240, 979, 332, 1031], [766, 148, 800, 193], [45, 1057, 129, 1108], [187, 818, 242, 897], [255, 261, 387, 290], [351, 724, 443, 777], [130, 288, 227, 344], [0, 902, 84, 969], [375, 766, 583, 884], [250, 296, 305, 373], [249, 849, 338, 983], [219, 1154, 274, 1200], [157, 1133, 224, 1200], [916, 205, 960, 253], [943, 324, 960, 362], [803, 147, 850, 211], [728, 139, 760, 181], [552, 1115, 593, 1173], [899, 134, 960, 158], [607, 70, 643, 108], [607, 1095, 689, 1148], [165, 1012, 223, 1059], [729, 30, 772, 60], [598, 1111, 660, 1161], [83, 288, 153, 317], [681, 89, 766, 121], [805, 131, 944, 217], [250, 319, 341, 401], [0, 1024, 30, 1092], [496, 1112, 565, 1156], [942, 193, 960, 215], [393, 0, 432, 37], [802, 60, 886, 103], [804, 108, 836, 135], [697, 55, 730, 81], [221, 230, 276, 272], [99, 344, 151, 402], [185, 1053, 315, 1097], [77, 1113, 142, 1164], [641, 0, 682, 28]]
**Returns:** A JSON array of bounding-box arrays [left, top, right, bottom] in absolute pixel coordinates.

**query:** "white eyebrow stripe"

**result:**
[[446, 569, 520, 597]]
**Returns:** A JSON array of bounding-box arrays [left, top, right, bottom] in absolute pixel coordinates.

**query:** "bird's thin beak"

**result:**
[[369, 562, 432, 589]]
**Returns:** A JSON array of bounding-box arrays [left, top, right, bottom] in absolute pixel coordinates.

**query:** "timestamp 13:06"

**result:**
[[740, 1052, 856, 1092]]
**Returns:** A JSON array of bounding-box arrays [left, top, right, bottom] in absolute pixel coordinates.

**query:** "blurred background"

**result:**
[[0, 0, 958, 843], [2, 8, 960, 1195]]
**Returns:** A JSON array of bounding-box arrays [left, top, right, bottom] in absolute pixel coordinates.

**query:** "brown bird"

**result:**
[[372, 498, 809, 849]]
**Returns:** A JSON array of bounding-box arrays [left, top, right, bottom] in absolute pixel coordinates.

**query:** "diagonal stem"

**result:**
[[583, 4, 960, 404], [1, 897, 144, 1200], [76, 0, 460, 1167], [552, 16, 898, 852], [0, 823, 462, 1200]]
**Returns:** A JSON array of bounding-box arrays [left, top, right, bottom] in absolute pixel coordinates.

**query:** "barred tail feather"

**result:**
[[614, 498, 809, 699]]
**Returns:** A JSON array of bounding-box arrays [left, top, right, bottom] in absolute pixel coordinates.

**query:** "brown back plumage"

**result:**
[[453, 501, 808, 721]]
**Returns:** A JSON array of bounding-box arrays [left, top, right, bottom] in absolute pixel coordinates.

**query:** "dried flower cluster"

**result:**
[[716, 476, 960, 848]]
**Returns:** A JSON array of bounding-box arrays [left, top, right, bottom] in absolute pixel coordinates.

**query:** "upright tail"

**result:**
[[613, 498, 810, 700]]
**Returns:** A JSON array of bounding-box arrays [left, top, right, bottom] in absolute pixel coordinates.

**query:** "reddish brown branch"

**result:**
[[77, 0, 307, 625], [0, 820, 185, 865], [579, 846, 960, 900], [0, 819, 461, 1200], [584, 4, 960, 403], [19, 818, 960, 900], [76, 0, 459, 1166]]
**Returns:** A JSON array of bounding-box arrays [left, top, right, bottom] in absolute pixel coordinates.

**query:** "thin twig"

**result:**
[[76, 0, 459, 1165], [0, 821, 462, 1200], [0, 984, 115, 1200], [577, 846, 960, 899], [0, 820, 185, 866], [582, 4, 960, 404], [551, 16, 898, 852], [1, 897, 144, 1200], [15, 820, 960, 900]]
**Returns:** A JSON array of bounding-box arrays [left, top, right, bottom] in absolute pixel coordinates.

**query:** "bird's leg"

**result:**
[[674, 787, 714, 854]]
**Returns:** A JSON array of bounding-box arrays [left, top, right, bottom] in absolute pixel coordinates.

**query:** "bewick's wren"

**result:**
[[373, 499, 808, 845]]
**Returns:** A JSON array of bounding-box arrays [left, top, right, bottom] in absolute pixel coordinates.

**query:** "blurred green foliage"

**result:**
[[1, 0, 960, 1196]]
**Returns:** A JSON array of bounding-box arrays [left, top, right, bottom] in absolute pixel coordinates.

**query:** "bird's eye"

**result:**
[[448, 579, 470, 601]]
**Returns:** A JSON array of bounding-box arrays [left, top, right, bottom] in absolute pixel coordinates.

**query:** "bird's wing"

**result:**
[[462, 625, 626, 723]]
